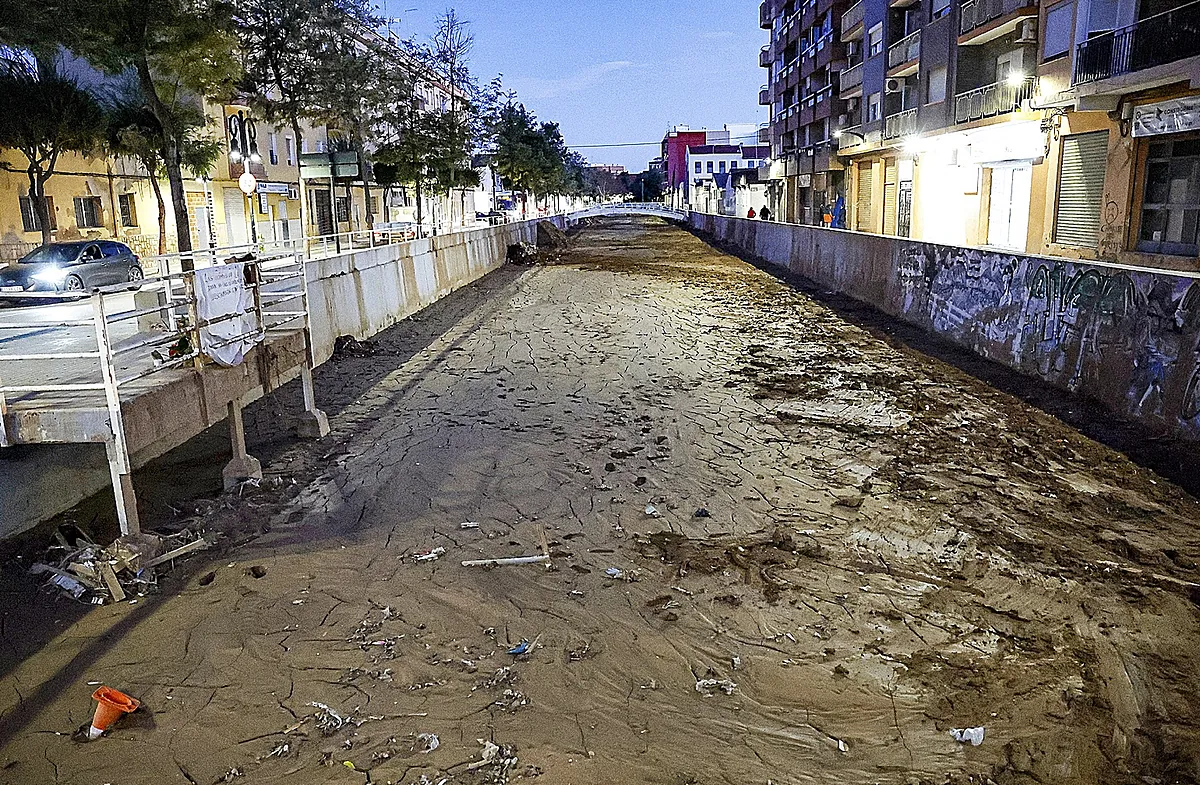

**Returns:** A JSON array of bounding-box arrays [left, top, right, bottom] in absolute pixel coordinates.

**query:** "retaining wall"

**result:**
[[690, 213, 1200, 442], [0, 217, 560, 539]]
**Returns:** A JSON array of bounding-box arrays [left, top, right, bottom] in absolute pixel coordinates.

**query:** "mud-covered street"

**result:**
[[3, 216, 1200, 785]]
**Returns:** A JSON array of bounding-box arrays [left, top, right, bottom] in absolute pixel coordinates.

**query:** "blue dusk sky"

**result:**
[[383, 1, 768, 172]]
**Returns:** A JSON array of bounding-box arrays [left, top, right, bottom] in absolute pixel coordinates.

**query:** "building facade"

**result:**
[[660, 126, 732, 208], [759, 0, 1200, 271]]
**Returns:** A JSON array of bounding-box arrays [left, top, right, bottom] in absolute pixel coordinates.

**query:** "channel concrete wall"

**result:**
[[0, 216, 564, 539], [690, 213, 1200, 442]]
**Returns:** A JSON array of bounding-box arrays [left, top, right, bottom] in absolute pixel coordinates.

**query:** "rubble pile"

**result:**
[[29, 529, 215, 605]]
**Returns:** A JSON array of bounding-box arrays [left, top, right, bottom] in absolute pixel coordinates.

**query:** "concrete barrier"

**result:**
[[0, 216, 565, 539], [691, 213, 1200, 442]]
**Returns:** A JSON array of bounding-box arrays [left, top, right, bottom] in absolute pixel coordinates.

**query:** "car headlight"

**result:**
[[32, 267, 68, 284]]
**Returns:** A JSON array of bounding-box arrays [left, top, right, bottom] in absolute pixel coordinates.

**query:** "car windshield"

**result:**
[[20, 245, 79, 265]]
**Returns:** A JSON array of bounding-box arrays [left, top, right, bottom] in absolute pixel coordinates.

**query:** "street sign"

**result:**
[[238, 172, 258, 195], [299, 151, 361, 181]]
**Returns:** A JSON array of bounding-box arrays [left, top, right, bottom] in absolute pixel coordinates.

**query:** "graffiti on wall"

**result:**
[[894, 242, 1200, 438]]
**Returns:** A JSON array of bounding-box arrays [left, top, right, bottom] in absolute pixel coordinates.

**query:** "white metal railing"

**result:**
[[841, 61, 865, 92], [954, 76, 1037, 123], [888, 30, 921, 69], [884, 107, 919, 138], [841, 0, 865, 37]]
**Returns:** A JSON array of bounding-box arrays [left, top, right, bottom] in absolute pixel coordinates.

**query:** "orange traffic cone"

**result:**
[[88, 687, 139, 740]]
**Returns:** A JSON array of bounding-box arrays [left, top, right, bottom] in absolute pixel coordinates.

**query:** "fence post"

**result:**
[[0, 364, 9, 448], [183, 273, 204, 370], [92, 292, 140, 536], [294, 249, 330, 438]]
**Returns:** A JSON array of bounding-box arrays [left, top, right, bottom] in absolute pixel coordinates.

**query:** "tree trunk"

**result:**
[[148, 171, 167, 255], [136, 58, 193, 265], [27, 168, 52, 247]]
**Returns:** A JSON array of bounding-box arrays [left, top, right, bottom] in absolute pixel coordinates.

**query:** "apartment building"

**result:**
[[759, 0, 852, 224], [763, 0, 1200, 268], [661, 126, 732, 208]]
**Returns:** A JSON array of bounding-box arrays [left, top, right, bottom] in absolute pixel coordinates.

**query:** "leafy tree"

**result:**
[[0, 58, 105, 245], [74, 0, 241, 261], [490, 102, 569, 218], [236, 0, 374, 234], [105, 88, 221, 252]]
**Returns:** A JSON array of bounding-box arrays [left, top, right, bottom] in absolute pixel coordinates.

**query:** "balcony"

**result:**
[[760, 45, 774, 68], [888, 30, 921, 74], [959, 0, 1038, 44], [841, 0, 865, 41], [758, 123, 771, 144], [760, 85, 771, 105], [761, 1, 773, 29], [883, 107, 919, 139], [837, 125, 865, 150], [839, 61, 865, 97], [1073, 0, 1200, 85], [953, 75, 1036, 123]]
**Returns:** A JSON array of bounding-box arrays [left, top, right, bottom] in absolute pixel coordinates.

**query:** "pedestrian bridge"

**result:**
[[568, 202, 687, 221]]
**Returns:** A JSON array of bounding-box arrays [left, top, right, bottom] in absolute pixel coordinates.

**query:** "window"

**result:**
[[695, 161, 702, 173], [118, 193, 137, 227], [269, 132, 278, 165], [335, 195, 350, 223], [868, 92, 882, 122], [719, 161, 726, 173], [731, 161, 739, 169], [18, 195, 56, 232], [301, 137, 309, 154], [932, 0, 951, 19], [1055, 131, 1108, 247], [99, 241, 129, 257], [1043, 1, 1074, 61], [1138, 136, 1200, 256], [707, 161, 714, 173], [74, 196, 103, 229], [868, 23, 884, 57], [285, 136, 295, 166], [926, 65, 947, 103]]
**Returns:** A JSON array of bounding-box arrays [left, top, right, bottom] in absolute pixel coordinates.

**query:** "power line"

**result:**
[[567, 131, 765, 150]]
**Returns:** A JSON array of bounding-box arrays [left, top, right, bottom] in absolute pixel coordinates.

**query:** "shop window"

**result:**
[[74, 196, 103, 229], [1138, 136, 1200, 256], [1043, 1, 1074, 61], [118, 194, 138, 227], [18, 195, 56, 232]]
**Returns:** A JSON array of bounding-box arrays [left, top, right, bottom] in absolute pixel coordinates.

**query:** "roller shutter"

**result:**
[[1053, 131, 1108, 247], [883, 158, 898, 235], [856, 162, 874, 232]]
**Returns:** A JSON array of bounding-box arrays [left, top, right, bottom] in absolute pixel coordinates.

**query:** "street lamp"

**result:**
[[833, 129, 866, 144], [228, 110, 263, 247], [239, 171, 259, 245]]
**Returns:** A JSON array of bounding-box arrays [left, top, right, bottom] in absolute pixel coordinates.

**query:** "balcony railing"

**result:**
[[760, 85, 771, 105], [883, 107, 919, 139], [953, 75, 1036, 123], [758, 123, 771, 144], [838, 125, 864, 149], [760, 45, 774, 67], [888, 30, 921, 69], [1073, 0, 1200, 85], [840, 60, 864, 92], [960, 0, 1003, 34], [841, 0, 865, 38], [761, 1, 773, 29]]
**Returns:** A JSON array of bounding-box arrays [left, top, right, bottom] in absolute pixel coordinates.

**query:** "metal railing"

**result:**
[[760, 45, 774, 67], [1073, 0, 1200, 85], [883, 107, 919, 138], [954, 75, 1037, 123], [840, 60, 865, 91], [760, 85, 771, 105], [838, 125, 865, 149], [888, 30, 921, 69], [841, 0, 865, 38], [960, 0, 1003, 34]]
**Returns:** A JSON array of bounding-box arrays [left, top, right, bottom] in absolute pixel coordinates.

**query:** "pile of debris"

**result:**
[[30, 529, 215, 605]]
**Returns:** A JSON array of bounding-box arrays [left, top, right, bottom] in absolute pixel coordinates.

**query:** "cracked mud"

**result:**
[[2, 216, 1199, 785]]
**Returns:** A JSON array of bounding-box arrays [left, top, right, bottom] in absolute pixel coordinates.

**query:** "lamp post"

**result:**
[[227, 110, 263, 248]]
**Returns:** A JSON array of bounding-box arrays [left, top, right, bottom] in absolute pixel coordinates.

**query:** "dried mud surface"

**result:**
[[2, 216, 1200, 785]]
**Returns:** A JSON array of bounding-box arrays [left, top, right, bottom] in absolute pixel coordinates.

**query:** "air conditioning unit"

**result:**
[[1016, 18, 1037, 44], [885, 77, 906, 94]]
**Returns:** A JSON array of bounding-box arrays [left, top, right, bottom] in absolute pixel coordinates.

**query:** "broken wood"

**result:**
[[99, 563, 126, 603], [143, 538, 212, 568]]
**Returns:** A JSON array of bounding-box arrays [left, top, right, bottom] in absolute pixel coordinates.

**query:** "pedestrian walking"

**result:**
[[759, 206, 771, 221], [747, 207, 756, 219]]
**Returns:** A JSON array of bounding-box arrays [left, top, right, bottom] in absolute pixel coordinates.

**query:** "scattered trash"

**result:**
[[417, 732, 440, 753], [415, 547, 446, 563], [461, 554, 550, 567], [731, 655, 742, 670], [605, 567, 624, 579], [507, 640, 531, 656], [644, 504, 661, 518], [467, 739, 519, 780], [88, 686, 140, 739], [460, 522, 481, 529], [31, 529, 214, 605], [309, 702, 349, 736], [837, 739, 849, 753], [695, 678, 737, 696], [950, 727, 985, 746], [694, 508, 711, 518]]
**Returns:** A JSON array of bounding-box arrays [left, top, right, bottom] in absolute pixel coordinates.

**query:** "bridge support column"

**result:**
[[296, 365, 330, 438], [222, 396, 263, 491], [105, 440, 140, 536]]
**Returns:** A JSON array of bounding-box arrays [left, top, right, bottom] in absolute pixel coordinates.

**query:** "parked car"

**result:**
[[0, 241, 143, 299]]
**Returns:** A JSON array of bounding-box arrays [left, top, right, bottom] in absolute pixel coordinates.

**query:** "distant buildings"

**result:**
[[585, 164, 627, 176]]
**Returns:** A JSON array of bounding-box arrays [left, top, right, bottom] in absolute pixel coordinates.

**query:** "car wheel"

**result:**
[[128, 266, 144, 284], [65, 275, 85, 292]]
